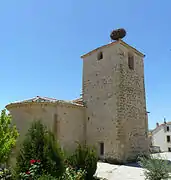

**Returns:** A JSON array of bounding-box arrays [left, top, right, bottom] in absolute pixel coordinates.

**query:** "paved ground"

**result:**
[[95, 152, 171, 180], [95, 162, 145, 180]]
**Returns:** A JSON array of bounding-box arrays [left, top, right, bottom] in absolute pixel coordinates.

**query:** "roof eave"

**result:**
[[119, 40, 145, 57], [81, 40, 145, 59], [80, 40, 119, 59], [5, 101, 85, 110]]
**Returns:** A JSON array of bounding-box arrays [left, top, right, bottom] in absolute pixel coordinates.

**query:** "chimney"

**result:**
[[156, 122, 159, 127]]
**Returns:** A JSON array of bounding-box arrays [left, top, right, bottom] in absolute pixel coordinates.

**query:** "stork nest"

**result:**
[[110, 28, 126, 41]]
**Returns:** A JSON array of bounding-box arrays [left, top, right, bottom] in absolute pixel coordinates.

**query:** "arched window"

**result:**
[[128, 52, 134, 70], [97, 52, 103, 60]]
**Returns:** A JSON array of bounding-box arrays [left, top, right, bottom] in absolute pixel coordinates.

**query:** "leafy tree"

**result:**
[[16, 120, 64, 178], [43, 131, 64, 177], [0, 109, 19, 164]]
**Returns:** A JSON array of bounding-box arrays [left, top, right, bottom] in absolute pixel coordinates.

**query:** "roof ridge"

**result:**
[[37, 96, 57, 101], [81, 40, 145, 59]]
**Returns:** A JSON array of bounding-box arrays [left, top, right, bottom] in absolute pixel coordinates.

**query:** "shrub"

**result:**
[[16, 120, 64, 178], [0, 167, 13, 179], [0, 109, 19, 164], [58, 167, 86, 180], [43, 131, 64, 177], [16, 120, 46, 174], [66, 143, 98, 180], [38, 174, 57, 180], [38, 167, 86, 180], [138, 154, 171, 180], [20, 159, 42, 180]]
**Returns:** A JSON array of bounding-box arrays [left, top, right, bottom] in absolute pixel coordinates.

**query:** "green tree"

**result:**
[[16, 120, 64, 178], [0, 109, 19, 164]]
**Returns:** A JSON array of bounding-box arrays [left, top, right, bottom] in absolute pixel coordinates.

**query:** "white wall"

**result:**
[[152, 125, 171, 152]]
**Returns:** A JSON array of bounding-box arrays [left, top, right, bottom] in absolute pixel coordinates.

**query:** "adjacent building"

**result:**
[[151, 120, 171, 152], [6, 38, 149, 163]]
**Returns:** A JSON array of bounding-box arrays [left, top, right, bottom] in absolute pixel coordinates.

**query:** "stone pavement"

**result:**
[[95, 162, 145, 180], [95, 152, 171, 180]]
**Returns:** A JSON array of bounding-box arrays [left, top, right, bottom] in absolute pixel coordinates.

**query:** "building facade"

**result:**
[[6, 39, 149, 163], [151, 121, 171, 152]]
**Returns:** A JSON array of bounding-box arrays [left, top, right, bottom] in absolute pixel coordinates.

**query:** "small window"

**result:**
[[167, 126, 170, 131], [168, 148, 171, 152], [99, 142, 104, 156], [128, 52, 134, 70], [167, 135, 170, 142], [97, 52, 103, 60]]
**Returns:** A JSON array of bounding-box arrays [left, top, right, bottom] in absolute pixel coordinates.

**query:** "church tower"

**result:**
[[81, 29, 149, 163]]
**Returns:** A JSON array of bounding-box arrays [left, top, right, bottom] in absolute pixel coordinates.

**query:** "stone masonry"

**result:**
[[82, 40, 149, 162], [6, 39, 149, 163]]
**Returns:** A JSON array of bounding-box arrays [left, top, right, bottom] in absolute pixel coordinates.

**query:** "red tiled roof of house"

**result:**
[[152, 122, 171, 133]]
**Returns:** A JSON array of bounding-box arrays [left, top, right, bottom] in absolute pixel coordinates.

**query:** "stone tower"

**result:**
[[81, 39, 149, 163]]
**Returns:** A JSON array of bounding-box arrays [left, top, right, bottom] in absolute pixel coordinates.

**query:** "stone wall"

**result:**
[[7, 102, 85, 155], [82, 41, 148, 162], [55, 104, 86, 152], [116, 44, 149, 161], [7, 40, 149, 164], [8, 103, 57, 144], [82, 43, 123, 160]]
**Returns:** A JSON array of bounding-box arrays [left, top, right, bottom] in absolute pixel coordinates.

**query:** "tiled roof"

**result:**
[[21, 96, 57, 103], [152, 122, 171, 134], [6, 96, 85, 109], [72, 97, 83, 105], [152, 124, 164, 133]]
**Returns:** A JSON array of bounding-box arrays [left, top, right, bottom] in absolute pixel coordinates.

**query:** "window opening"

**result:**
[[128, 52, 134, 70], [167, 135, 170, 142], [99, 142, 104, 156], [97, 52, 103, 60]]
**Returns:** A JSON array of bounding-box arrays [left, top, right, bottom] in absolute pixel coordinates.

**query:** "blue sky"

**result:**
[[0, 0, 171, 129]]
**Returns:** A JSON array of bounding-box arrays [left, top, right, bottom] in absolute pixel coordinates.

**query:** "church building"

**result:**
[[6, 30, 149, 163]]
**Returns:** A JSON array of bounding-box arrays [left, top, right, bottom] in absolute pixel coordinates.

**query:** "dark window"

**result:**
[[167, 136, 170, 142], [99, 142, 104, 156], [97, 52, 103, 60], [128, 52, 134, 70], [168, 148, 171, 152], [167, 126, 170, 131]]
